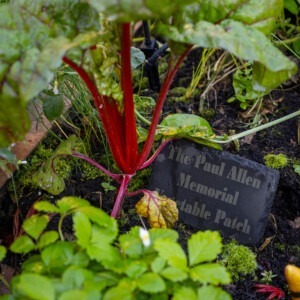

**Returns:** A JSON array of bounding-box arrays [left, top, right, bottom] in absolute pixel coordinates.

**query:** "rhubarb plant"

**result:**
[[0, 0, 298, 226]]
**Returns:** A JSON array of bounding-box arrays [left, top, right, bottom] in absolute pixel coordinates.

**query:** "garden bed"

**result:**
[[0, 47, 300, 299]]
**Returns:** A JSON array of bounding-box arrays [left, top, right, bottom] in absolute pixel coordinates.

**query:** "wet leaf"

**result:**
[[135, 191, 178, 228]]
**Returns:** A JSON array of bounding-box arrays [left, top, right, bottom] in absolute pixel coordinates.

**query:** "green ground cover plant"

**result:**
[[0, 0, 299, 227], [0, 196, 231, 299]]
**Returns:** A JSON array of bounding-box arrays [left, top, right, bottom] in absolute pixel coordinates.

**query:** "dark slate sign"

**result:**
[[148, 139, 280, 245]]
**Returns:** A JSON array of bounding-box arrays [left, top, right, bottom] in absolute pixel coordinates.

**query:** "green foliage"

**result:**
[[40, 90, 65, 121], [32, 136, 79, 195], [158, 113, 222, 150], [228, 63, 264, 110], [0, 0, 101, 147], [1, 196, 232, 299], [0, 147, 17, 175], [219, 240, 257, 281], [260, 270, 277, 284], [264, 153, 289, 169], [0, 0, 297, 147], [294, 164, 300, 175]]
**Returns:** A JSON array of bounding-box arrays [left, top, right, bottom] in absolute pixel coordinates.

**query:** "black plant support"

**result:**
[[140, 21, 168, 91]]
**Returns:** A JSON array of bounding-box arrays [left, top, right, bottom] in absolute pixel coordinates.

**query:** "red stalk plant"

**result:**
[[62, 23, 190, 226]]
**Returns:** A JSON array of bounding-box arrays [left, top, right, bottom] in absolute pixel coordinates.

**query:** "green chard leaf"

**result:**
[[0, 1, 100, 147], [85, 0, 198, 21], [197, 0, 283, 34], [158, 19, 297, 92]]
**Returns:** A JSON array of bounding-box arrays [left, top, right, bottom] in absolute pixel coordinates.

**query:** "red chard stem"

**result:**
[[121, 23, 138, 172], [137, 46, 192, 167]]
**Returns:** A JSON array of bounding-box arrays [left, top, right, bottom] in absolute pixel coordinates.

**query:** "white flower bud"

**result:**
[[139, 227, 151, 247]]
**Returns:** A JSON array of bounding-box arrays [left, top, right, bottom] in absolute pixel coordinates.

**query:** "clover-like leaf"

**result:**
[[23, 215, 50, 240], [188, 231, 223, 266], [135, 191, 178, 228]]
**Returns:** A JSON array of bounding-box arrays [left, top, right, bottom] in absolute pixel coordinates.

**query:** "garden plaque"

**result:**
[[148, 139, 280, 245]]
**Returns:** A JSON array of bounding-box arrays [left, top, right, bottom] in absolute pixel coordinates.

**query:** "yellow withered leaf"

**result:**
[[135, 191, 178, 228]]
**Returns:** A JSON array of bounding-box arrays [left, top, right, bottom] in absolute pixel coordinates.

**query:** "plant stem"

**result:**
[[62, 56, 127, 172], [211, 110, 300, 144], [72, 152, 120, 181], [58, 216, 65, 241], [121, 23, 138, 172], [139, 139, 174, 169], [137, 46, 192, 167], [111, 174, 133, 218]]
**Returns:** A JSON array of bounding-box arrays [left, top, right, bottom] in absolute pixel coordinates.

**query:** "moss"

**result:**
[[264, 153, 289, 169], [219, 240, 257, 281], [127, 167, 152, 192]]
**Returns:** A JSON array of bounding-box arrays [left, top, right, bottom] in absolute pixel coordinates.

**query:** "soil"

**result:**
[[0, 48, 300, 299]]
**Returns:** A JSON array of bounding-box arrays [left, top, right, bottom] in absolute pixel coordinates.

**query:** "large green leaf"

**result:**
[[197, 0, 283, 34], [0, 0, 100, 147], [158, 20, 297, 91], [84, 0, 198, 21]]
